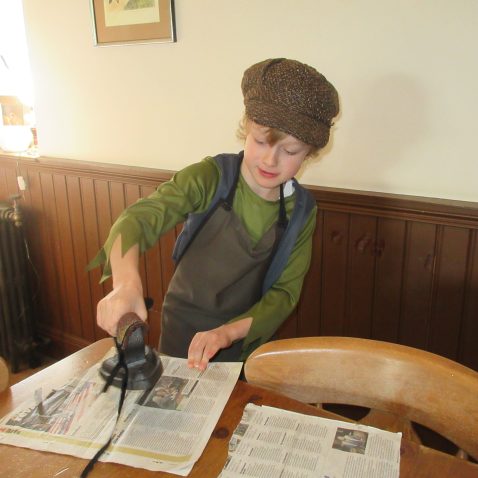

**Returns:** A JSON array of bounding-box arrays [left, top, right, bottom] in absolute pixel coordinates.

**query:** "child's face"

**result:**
[[241, 121, 310, 200]]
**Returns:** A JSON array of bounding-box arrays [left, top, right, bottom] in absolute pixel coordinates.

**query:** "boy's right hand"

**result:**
[[96, 282, 147, 337]]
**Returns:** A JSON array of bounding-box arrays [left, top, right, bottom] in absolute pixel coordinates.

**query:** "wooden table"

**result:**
[[1, 338, 477, 477]]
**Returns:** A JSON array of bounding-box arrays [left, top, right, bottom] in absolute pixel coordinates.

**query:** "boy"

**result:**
[[92, 58, 339, 371]]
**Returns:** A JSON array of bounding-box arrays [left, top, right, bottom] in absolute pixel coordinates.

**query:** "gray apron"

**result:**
[[160, 174, 287, 361]]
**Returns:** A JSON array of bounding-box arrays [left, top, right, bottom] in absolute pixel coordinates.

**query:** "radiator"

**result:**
[[0, 196, 38, 372]]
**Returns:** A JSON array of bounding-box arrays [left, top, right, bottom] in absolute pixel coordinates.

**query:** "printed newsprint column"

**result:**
[[0, 352, 242, 476], [219, 404, 401, 478]]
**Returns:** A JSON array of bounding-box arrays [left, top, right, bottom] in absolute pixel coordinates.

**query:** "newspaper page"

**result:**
[[219, 403, 401, 478], [0, 351, 242, 476]]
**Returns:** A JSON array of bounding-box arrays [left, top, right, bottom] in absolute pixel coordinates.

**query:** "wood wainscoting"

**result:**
[[1, 154, 478, 371]]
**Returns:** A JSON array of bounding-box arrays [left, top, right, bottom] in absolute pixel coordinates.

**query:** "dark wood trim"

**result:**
[[4, 153, 477, 225], [0, 154, 175, 185], [309, 185, 478, 228]]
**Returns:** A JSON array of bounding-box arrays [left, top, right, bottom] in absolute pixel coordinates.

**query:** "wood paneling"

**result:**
[[345, 214, 377, 338], [371, 218, 406, 342], [399, 222, 436, 349], [321, 211, 349, 336], [430, 226, 469, 359], [461, 231, 478, 370], [296, 209, 323, 337], [1, 154, 478, 370]]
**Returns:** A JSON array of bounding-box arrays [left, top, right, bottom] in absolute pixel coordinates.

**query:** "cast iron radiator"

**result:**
[[0, 196, 38, 372]]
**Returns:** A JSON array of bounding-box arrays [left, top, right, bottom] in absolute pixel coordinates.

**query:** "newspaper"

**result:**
[[219, 403, 401, 478], [0, 350, 242, 476]]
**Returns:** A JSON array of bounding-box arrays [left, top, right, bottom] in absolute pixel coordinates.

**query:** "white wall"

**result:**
[[22, 0, 478, 201], [0, 1, 34, 106]]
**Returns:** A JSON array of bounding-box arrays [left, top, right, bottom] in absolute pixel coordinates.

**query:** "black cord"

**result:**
[[80, 340, 128, 478]]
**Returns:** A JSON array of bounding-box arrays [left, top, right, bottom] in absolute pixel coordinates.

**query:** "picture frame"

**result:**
[[90, 0, 176, 46]]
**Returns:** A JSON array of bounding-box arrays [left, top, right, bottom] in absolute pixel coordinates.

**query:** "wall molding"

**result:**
[[4, 154, 478, 224]]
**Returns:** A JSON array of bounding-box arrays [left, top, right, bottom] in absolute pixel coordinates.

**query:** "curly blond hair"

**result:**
[[236, 113, 320, 158]]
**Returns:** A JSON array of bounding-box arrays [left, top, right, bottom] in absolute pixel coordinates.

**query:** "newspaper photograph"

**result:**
[[219, 403, 401, 478], [0, 351, 242, 476]]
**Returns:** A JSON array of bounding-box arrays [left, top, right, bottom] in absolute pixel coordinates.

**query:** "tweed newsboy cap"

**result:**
[[241, 58, 339, 149]]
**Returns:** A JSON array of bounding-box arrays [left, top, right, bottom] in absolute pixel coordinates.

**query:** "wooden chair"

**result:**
[[244, 337, 478, 461], [0, 356, 10, 393]]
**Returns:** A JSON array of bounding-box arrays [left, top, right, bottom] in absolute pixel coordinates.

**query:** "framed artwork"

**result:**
[[90, 0, 176, 46]]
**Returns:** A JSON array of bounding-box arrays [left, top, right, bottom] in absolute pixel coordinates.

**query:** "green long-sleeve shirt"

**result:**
[[91, 156, 316, 359]]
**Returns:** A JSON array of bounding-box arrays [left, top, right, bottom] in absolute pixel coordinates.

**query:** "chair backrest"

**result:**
[[0, 356, 9, 393], [244, 337, 478, 461]]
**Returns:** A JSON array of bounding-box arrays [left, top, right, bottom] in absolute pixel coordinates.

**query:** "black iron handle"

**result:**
[[116, 312, 147, 365]]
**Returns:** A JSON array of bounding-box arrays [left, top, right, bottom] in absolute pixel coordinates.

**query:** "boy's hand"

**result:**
[[97, 281, 147, 337], [97, 239, 145, 337], [187, 326, 232, 371], [187, 317, 253, 371]]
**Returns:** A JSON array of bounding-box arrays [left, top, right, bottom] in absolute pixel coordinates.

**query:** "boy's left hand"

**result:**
[[187, 325, 232, 371], [187, 317, 253, 371]]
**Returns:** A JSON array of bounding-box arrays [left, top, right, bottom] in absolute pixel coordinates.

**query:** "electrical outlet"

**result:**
[[17, 175, 27, 191]]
